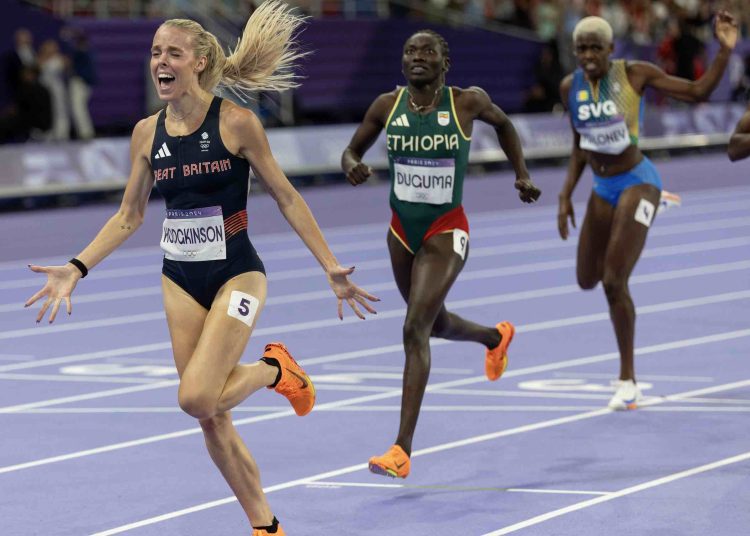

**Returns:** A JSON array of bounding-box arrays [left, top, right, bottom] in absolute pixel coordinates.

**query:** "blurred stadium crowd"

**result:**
[[2, 0, 749, 144]]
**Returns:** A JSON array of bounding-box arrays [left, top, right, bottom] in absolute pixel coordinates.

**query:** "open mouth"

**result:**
[[157, 73, 176, 90]]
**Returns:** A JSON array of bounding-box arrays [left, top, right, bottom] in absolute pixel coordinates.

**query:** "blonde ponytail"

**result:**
[[162, 0, 307, 94]]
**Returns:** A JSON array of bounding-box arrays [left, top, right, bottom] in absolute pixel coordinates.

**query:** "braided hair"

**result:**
[[413, 29, 450, 59]]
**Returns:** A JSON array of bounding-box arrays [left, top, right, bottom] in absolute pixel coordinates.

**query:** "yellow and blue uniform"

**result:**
[[569, 60, 662, 206]]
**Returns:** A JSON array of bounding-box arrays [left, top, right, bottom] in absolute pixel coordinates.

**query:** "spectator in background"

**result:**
[[535, 0, 563, 42], [523, 42, 563, 112], [5, 28, 36, 99], [674, 19, 705, 80], [68, 31, 97, 140], [0, 65, 52, 142], [37, 39, 70, 140]]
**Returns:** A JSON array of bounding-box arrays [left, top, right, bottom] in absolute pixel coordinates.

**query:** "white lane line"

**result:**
[[0, 381, 179, 414], [435, 389, 612, 400], [307, 481, 611, 496], [0, 287, 162, 313], [657, 379, 750, 401], [4, 252, 749, 315], [506, 488, 610, 496], [4, 257, 749, 340], [678, 397, 750, 405], [0, 373, 160, 385], [321, 364, 474, 374], [3, 207, 750, 291], [0, 342, 173, 373], [308, 481, 404, 489], [312, 385, 393, 393], [317, 405, 600, 412], [13, 406, 289, 414], [642, 406, 750, 412], [1, 328, 747, 476], [90, 379, 750, 536], [4, 187, 747, 272], [0, 290, 745, 413], [480, 450, 750, 535], [9, 405, 601, 414], [553, 372, 714, 382]]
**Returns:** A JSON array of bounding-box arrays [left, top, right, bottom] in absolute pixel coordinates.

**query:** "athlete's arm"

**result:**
[[558, 75, 587, 241], [467, 86, 540, 203], [341, 93, 393, 185], [25, 116, 156, 322], [627, 11, 737, 102], [728, 106, 750, 161], [229, 106, 378, 319]]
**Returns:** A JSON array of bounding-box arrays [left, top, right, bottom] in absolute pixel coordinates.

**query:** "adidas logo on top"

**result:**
[[154, 142, 172, 159], [390, 114, 410, 127]]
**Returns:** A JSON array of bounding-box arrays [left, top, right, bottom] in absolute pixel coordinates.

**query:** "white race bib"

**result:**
[[161, 206, 226, 262], [453, 229, 469, 260], [578, 119, 631, 155], [393, 157, 455, 205]]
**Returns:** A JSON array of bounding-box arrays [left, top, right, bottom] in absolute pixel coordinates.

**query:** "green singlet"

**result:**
[[385, 86, 471, 254]]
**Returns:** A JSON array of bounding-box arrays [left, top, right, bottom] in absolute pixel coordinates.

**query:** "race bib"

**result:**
[[393, 157, 455, 205], [634, 198, 656, 228], [453, 229, 469, 260], [161, 206, 226, 262], [578, 119, 631, 155]]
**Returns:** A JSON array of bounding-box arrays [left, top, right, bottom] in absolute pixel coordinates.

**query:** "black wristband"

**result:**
[[69, 258, 88, 278]]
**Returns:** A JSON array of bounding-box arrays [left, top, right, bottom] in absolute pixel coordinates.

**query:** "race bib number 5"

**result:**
[[228, 291, 260, 327]]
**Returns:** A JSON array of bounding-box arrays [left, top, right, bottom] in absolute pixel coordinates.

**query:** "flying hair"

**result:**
[[572, 16, 614, 44], [161, 0, 307, 95]]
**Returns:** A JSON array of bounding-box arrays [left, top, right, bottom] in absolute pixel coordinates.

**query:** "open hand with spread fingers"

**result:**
[[714, 10, 738, 50], [24, 263, 82, 323], [326, 265, 380, 319]]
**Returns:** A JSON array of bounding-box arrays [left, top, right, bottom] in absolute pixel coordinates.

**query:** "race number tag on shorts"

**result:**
[[161, 206, 226, 262], [634, 198, 656, 228], [453, 229, 469, 260], [578, 119, 630, 155], [228, 291, 259, 327], [393, 157, 455, 205]]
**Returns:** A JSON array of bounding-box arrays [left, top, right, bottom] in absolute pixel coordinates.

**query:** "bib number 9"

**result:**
[[453, 229, 469, 260]]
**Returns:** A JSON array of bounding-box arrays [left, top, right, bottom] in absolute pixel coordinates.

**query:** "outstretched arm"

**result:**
[[341, 93, 392, 185], [471, 87, 540, 203], [629, 11, 738, 103], [25, 117, 156, 322], [231, 108, 379, 319], [728, 106, 750, 162]]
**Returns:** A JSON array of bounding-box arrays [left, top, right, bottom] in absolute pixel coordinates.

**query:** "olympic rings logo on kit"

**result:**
[[183, 251, 200, 258]]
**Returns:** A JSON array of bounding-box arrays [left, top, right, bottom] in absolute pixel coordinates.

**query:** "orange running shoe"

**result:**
[[368, 444, 410, 479], [252, 525, 285, 536], [485, 321, 515, 381], [264, 342, 315, 416]]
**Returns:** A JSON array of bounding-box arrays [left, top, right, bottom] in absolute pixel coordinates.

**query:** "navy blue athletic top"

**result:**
[[151, 96, 250, 236], [150, 96, 264, 310]]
